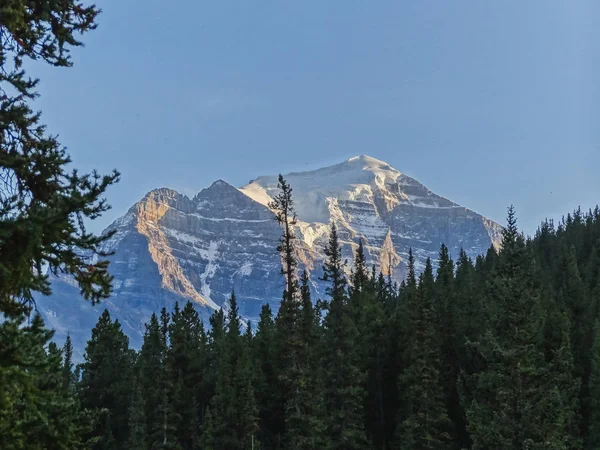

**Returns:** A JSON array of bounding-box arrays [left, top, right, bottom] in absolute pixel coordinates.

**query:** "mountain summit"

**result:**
[[38, 155, 501, 355]]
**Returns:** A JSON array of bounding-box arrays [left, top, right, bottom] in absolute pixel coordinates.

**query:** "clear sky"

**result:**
[[31, 1, 599, 235]]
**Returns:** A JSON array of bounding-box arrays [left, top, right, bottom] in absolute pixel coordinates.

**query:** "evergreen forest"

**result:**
[[1, 1, 600, 449]]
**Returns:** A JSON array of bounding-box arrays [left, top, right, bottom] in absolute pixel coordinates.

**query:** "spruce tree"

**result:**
[[270, 174, 326, 448], [136, 313, 174, 448], [79, 310, 134, 449], [466, 207, 573, 449], [394, 258, 450, 449], [253, 304, 279, 448], [350, 241, 387, 449], [0, 0, 118, 320], [127, 383, 147, 450], [321, 223, 368, 449], [0, 3, 118, 446], [168, 302, 207, 449], [211, 291, 258, 449], [588, 321, 600, 449], [0, 314, 91, 449], [199, 406, 215, 450], [434, 245, 464, 448], [62, 334, 75, 391], [282, 269, 328, 449]]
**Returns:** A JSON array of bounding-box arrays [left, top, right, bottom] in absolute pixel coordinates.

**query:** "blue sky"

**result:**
[[31, 1, 599, 234]]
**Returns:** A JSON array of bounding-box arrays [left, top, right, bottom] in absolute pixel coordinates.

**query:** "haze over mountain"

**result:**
[[38, 155, 501, 356]]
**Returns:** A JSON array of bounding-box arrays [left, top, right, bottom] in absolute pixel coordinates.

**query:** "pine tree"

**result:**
[[466, 207, 573, 449], [0, 4, 118, 447], [211, 292, 258, 449], [350, 241, 387, 449], [253, 304, 279, 448], [136, 313, 174, 448], [588, 321, 600, 449], [351, 240, 370, 295], [79, 310, 134, 449], [434, 244, 464, 448], [322, 222, 368, 449], [199, 406, 215, 450], [281, 270, 328, 449], [269, 174, 299, 303], [0, 314, 92, 449], [168, 302, 207, 449], [62, 334, 75, 391], [394, 258, 450, 449], [270, 175, 327, 448], [127, 383, 147, 450], [0, 0, 118, 320], [557, 245, 593, 438]]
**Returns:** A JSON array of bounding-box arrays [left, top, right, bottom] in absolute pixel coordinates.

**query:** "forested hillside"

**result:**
[[1, 2, 598, 449], [16, 175, 600, 449]]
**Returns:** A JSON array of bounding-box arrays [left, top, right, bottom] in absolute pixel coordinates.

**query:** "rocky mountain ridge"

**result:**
[[38, 155, 502, 356]]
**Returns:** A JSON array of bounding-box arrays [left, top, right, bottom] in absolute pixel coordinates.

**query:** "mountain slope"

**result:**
[[37, 155, 501, 356]]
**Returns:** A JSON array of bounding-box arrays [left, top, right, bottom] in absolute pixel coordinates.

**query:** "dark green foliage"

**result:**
[[62, 334, 75, 391], [127, 383, 147, 450], [350, 241, 388, 449], [394, 258, 450, 449], [168, 302, 207, 449], [466, 207, 579, 449], [588, 321, 600, 449], [63, 202, 598, 450], [135, 312, 175, 448], [79, 310, 134, 449], [0, 2, 117, 447], [210, 291, 258, 449], [269, 174, 299, 302], [253, 303, 279, 448], [321, 223, 368, 449], [0, 0, 119, 319], [0, 314, 92, 449], [199, 406, 215, 450]]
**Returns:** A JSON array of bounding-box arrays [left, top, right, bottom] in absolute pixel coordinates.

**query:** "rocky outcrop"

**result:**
[[38, 155, 502, 356]]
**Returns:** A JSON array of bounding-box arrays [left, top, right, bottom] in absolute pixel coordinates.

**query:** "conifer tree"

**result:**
[[205, 307, 225, 412], [466, 207, 573, 449], [588, 321, 600, 449], [79, 310, 133, 449], [199, 406, 215, 450], [168, 302, 207, 449], [394, 258, 450, 449], [0, 314, 91, 449], [0, 3, 118, 446], [211, 292, 258, 449], [62, 334, 75, 391], [136, 313, 174, 448], [0, 0, 118, 320], [322, 223, 368, 449], [253, 304, 279, 448], [350, 241, 387, 448], [281, 270, 328, 449], [127, 383, 147, 450], [434, 245, 464, 448], [270, 174, 326, 448], [269, 174, 299, 302]]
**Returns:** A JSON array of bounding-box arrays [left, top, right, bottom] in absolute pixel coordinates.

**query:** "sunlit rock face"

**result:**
[[38, 155, 501, 356]]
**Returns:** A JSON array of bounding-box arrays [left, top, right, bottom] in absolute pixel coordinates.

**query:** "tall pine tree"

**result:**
[[79, 310, 134, 450], [322, 222, 368, 449]]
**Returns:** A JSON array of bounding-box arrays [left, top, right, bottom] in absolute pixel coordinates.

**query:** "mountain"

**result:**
[[37, 155, 502, 356]]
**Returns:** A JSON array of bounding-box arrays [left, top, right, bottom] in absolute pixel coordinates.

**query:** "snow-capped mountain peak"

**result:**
[[38, 155, 502, 357], [240, 155, 458, 225]]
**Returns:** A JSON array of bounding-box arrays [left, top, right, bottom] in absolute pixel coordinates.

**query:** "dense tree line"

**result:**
[[0, 1, 118, 448], [61, 179, 600, 450], [1, 3, 600, 448]]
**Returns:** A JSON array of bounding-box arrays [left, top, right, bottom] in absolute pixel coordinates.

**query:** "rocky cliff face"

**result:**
[[38, 155, 502, 356]]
